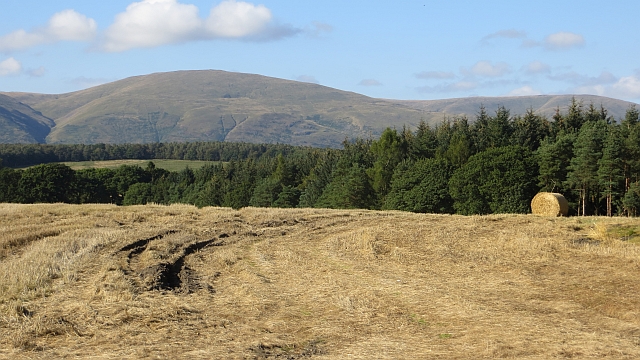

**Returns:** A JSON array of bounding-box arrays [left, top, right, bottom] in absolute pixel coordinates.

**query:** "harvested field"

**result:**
[[1, 203, 640, 359]]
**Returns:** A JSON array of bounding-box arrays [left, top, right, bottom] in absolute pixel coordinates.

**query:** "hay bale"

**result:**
[[531, 192, 569, 216]]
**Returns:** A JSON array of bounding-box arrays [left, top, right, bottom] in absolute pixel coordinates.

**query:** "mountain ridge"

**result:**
[[1, 70, 637, 147]]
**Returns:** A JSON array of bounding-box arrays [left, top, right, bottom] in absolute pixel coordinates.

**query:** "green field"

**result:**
[[58, 159, 219, 172]]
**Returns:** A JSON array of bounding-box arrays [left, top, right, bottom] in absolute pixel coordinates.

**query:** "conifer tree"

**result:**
[[598, 124, 625, 216], [566, 120, 607, 215]]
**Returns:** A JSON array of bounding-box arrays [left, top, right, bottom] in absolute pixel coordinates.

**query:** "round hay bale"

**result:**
[[531, 192, 569, 217]]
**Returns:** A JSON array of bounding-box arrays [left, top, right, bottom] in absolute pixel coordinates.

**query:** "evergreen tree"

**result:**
[[123, 183, 154, 205], [449, 146, 539, 215], [565, 97, 586, 132], [566, 120, 607, 215], [536, 133, 575, 193], [597, 124, 625, 216], [622, 105, 640, 190], [368, 128, 408, 198], [384, 158, 454, 213], [471, 105, 491, 152], [316, 164, 375, 209], [18, 163, 77, 203], [0, 167, 21, 203], [486, 106, 513, 149], [410, 120, 438, 159], [511, 108, 550, 150], [298, 152, 337, 208], [623, 182, 640, 216]]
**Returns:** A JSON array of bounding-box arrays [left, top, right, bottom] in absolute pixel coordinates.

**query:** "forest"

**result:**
[[1, 98, 639, 216]]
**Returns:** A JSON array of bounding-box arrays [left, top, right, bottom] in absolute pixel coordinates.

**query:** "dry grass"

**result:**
[[1, 204, 640, 359]]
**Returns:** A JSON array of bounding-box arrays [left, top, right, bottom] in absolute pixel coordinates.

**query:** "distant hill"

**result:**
[[396, 95, 636, 121], [0, 94, 54, 143], [1, 70, 637, 146]]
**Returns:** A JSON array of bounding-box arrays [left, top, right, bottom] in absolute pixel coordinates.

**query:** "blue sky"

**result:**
[[1, 0, 639, 103]]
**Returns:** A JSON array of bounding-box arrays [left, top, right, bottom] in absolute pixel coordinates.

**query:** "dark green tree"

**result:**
[[123, 183, 154, 205], [598, 124, 625, 216], [18, 163, 76, 203], [511, 108, 550, 150], [0, 167, 21, 203], [384, 158, 454, 213], [566, 120, 607, 215], [316, 164, 375, 209], [449, 146, 539, 215], [536, 133, 575, 193], [368, 128, 408, 198], [410, 120, 438, 159]]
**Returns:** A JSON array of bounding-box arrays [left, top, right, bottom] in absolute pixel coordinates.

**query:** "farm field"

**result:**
[[1, 204, 640, 359], [46, 159, 217, 171]]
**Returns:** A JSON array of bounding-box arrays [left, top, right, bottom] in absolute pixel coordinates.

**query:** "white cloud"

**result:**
[[47, 10, 98, 41], [103, 0, 203, 52], [544, 32, 585, 50], [464, 61, 511, 77], [0, 10, 96, 52], [205, 0, 271, 37], [0, 57, 22, 76], [296, 75, 319, 84], [561, 74, 640, 102], [415, 71, 455, 80], [507, 86, 541, 96], [102, 0, 293, 52], [358, 79, 382, 87], [523, 61, 550, 75], [417, 81, 477, 93], [609, 76, 640, 100], [549, 71, 617, 86]]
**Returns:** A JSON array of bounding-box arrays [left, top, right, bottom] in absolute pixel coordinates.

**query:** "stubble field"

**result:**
[[1, 203, 639, 359]]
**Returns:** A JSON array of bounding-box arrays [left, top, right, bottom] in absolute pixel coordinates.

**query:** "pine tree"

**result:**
[[471, 105, 491, 152], [566, 120, 607, 215], [368, 128, 407, 198], [449, 146, 538, 215], [410, 120, 438, 159], [536, 133, 575, 193], [511, 108, 551, 150], [597, 124, 625, 216], [384, 158, 454, 213]]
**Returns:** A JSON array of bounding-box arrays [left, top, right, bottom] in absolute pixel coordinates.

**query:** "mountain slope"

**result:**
[[0, 94, 55, 144], [7, 70, 425, 147], [2, 70, 638, 146], [397, 94, 635, 120]]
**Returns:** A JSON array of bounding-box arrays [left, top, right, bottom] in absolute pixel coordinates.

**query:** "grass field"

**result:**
[[1, 204, 640, 359], [27, 159, 219, 171]]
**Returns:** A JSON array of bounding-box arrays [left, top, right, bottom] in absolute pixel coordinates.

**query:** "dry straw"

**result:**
[[531, 192, 569, 216]]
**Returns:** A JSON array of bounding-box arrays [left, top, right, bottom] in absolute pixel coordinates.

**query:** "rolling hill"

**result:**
[[1, 70, 638, 147], [0, 94, 55, 144]]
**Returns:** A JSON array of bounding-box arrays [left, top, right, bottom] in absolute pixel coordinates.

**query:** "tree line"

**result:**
[[1, 98, 639, 216]]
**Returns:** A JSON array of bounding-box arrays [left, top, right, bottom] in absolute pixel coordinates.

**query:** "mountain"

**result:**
[[396, 95, 635, 120], [2, 70, 638, 147], [0, 94, 55, 143]]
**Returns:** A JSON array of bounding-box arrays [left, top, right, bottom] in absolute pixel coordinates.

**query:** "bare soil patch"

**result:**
[[1, 204, 640, 359]]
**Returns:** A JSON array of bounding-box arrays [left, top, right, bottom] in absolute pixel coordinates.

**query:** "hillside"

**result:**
[[1, 203, 640, 358], [397, 94, 636, 120], [1, 70, 638, 147], [0, 94, 54, 144], [4, 71, 424, 147]]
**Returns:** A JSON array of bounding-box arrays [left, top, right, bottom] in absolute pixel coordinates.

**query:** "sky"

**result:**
[[1, 0, 639, 103]]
